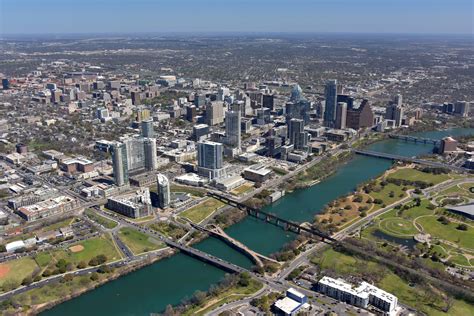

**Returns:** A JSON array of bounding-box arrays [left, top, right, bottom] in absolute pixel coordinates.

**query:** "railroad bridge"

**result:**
[[207, 192, 335, 243]]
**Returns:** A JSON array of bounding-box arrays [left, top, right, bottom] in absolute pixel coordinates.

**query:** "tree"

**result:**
[[21, 276, 33, 286], [163, 305, 177, 316], [456, 223, 468, 231], [77, 261, 87, 269], [90, 272, 99, 281]]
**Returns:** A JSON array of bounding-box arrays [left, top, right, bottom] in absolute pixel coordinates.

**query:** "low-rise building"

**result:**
[[317, 276, 398, 315], [106, 188, 152, 218], [243, 164, 273, 183], [213, 175, 246, 191], [274, 288, 309, 316], [17, 195, 78, 221]]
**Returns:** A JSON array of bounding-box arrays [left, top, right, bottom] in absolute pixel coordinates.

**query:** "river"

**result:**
[[42, 127, 473, 316]]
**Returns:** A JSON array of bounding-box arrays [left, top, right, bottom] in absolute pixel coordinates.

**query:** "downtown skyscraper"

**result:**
[[323, 79, 338, 128]]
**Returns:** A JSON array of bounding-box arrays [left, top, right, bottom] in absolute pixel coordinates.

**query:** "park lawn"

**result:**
[[85, 209, 118, 229], [312, 248, 384, 276], [378, 218, 418, 237], [369, 183, 407, 207], [9, 273, 105, 309], [0, 257, 39, 290], [53, 234, 121, 265], [180, 198, 225, 223], [34, 252, 52, 268], [459, 182, 474, 195], [183, 279, 263, 316], [149, 222, 186, 240], [438, 185, 471, 197], [401, 200, 436, 220], [388, 168, 451, 185], [378, 273, 472, 316], [415, 216, 474, 250], [170, 184, 206, 197], [448, 254, 471, 267], [118, 227, 164, 255], [231, 183, 254, 196]]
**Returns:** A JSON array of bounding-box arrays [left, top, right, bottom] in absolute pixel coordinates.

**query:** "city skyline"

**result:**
[[1, 0, 472, 35]]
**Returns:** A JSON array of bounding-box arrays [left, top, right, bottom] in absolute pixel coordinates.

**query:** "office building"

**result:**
[[385, 96, 404, 127], [324, 79, 338, 127], [194, 94, 206, 107], [186, 105, 197, 122], [225, 110, 241, 149], [288, 119, 309, 151], [141, 119, 154, 138], [156, 174, 170, 209], [454, 101, 470, 117], [131, 91, 142, 105], [317, 276, 398, 315], [111, 142, 129, 186], [286, 101, 310, 125], [197, 141, 224, 179], [2, 78, 9, 90], [439, 136, 458, 154], [217, 86, 229, 101], [193, 124, 210, 141], [346, 99, 374, 129], [290, 84, 303, 102], [335, 102, 347, 129], [143, 138, 158, 171], [206, 101, 224, 126], [256, 107, 272, 125], [262, 94, 275, 110]]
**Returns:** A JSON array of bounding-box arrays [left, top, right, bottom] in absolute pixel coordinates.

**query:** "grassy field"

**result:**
[[84, 209, 118, 229], [42, 217, 75, 232], [415, 216, 473, 250], [312, 248, 474, 315], [387, 168, 451, 185], [170, 184, 206, 197], [149, 222, 186, 240], [0, 257, 39, 290], [34, 252, 52, 268], [7, 272, 107, 311], [368, 183, 407, 208], [118, 227, 164, 255], [180, 198, 225, 223], [231, 183, 254, 196], [183, 279, 263, 316], [379, 217, 418, 237], [53, 235, 122, 265]]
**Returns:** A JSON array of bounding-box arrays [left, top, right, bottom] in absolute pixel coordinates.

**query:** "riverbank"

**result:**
[[2, 249, 175, 315], [38, 127, 474, 316]]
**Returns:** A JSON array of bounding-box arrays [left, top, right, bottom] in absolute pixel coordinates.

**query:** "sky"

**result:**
[[0, 0, 472, 35]]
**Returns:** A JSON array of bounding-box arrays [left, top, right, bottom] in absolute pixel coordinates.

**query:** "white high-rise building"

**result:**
[[197, 141, 224, 179], [111, 142, 128, 186], [156, 174, 170, 209]]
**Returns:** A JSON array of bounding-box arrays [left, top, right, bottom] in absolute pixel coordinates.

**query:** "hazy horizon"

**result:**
[[1, 0, 472, 36]]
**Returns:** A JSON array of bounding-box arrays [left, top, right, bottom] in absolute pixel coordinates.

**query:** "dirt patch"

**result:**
[[0, 264, 10, 278], [69, 245, 84, 253]]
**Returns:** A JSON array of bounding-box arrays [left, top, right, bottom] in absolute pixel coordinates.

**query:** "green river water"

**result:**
[[43, 128, 473, 316]]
